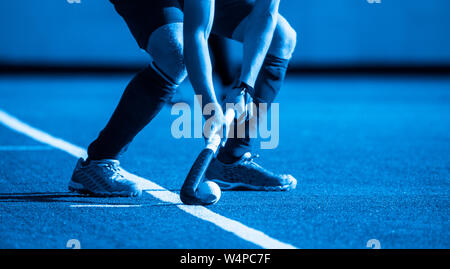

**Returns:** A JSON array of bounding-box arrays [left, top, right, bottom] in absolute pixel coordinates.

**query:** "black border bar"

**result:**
[[0, 249, 448, 267]]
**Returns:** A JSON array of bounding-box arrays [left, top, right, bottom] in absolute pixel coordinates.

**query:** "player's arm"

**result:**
[[183, 0, 218, 106], [184, 0, 228, 141], [239, 0, 280, 88]]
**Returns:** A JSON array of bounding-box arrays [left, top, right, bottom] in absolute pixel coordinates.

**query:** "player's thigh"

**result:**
[[111, 0, 186, 83], [211, 0, 255, 39], [110, 0, 183, 49], [212, 0, 281, 41], [213, 0, 296, 57]]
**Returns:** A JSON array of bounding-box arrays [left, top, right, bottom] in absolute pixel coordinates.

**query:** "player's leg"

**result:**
[[234, 14, 296, 102], [205, 0, 297, 191], [212, 1, 297, 160], [209, 35, 238, 88], [87, 23, 186, 161], [219, 14, 296, 158], [70, 0, 186, 197]]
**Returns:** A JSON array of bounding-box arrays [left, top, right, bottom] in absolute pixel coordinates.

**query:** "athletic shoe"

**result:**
[[69, 158, 142, 197], [205, 152, 297, 191]]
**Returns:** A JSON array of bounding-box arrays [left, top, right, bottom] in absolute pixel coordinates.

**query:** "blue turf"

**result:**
[[0, 74, 448, 248]]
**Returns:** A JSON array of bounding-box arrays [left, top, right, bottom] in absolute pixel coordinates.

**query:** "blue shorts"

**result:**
[[110, 0, 255, 49]]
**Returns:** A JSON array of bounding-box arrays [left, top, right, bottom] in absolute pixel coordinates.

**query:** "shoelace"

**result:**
[[241, 153, 276, 177], [242, 152, 262, 168], [101, 162, 125, 181]]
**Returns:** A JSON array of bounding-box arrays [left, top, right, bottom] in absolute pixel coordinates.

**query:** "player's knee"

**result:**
[[282, 24, 297, 56], [151, 44, 187, 85], [147, 23, 187, 85], [271, 18, 297, 59]]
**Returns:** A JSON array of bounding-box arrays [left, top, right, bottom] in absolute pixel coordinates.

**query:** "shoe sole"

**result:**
[[210, 176, 297, 191], [68, 180, 141, 197]]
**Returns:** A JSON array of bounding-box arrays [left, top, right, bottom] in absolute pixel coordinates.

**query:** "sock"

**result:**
[[253, 54, 290, 105], [217, 54, 290, 164], [87, 63, 178, 160]]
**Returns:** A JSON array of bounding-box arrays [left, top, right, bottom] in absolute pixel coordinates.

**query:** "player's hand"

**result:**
[[203, 102, 229, 147]]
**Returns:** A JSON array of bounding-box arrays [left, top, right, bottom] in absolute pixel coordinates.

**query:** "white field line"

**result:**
[[0, 145, 54, 151], [0, 110, 87, 159], [0, 109, 296, 249], [70, 204, 142, 208]]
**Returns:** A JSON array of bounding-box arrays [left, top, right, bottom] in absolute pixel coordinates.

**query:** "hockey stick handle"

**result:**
[[180, 108, 235, 205], [205, 108, 235, 153]]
